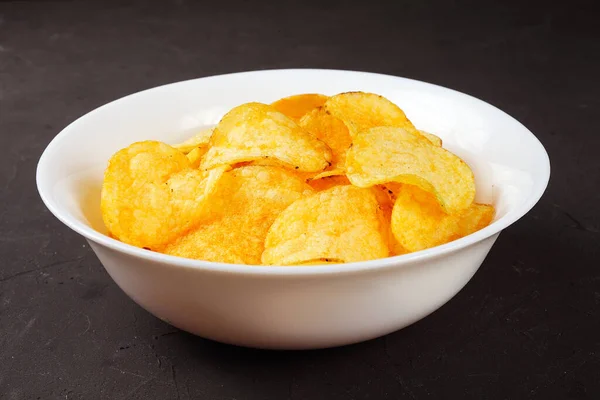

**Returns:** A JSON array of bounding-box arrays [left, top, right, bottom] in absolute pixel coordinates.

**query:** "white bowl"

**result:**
[[36, 69, 550, 349]]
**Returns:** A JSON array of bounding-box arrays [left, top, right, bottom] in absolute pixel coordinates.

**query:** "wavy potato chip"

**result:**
[[346, 127, 475, 214], [262, 185, 389, 265], [271, 93, 328, 120], [101, 141, 226, 249], [299, 108, 352, 173], [164, 166, 314, 264], [418, 130, 443, 147], [172, 128, 214, 154], [391, 185, 495, 252], [201, 102, 332, 172], [324, 92, 416, 138]]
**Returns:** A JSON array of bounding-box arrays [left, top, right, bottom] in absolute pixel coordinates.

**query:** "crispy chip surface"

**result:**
[[309, 169, 346, 180], [172, 128, 214, 154], [299, 108, 352, 173], [372, 184, 406, 256], [186, 146, 206, 168], [201, 102, 332, 172], [346, 126, 475, 214], [391, 184, 495, 252], [262, 185, 389, 265], [324, 92, 416, 138], [101, 141, 225, 249], [418, 130, 443, 147], [235, 158, 317, 182], [164, 166, 314, 264], [271, 94, 328, 120], [308, 175, 351, 192]]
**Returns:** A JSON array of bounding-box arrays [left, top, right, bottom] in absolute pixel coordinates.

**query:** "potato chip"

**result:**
[[262, 185, 389, 265], [164, 166, 314, 264], [271, 93, 328, 120], [346, 127, 475, 214], [186, 146, 206, 168], [299, 108, 352, 173], [324, 92, 416, 138], [172, 128, 214, 154], [391, 184, 495, 252], [101, 141, 226, 249], [201, 103, 332, 172], [308, 175, 351, 192], [418, 130, 443, 147]]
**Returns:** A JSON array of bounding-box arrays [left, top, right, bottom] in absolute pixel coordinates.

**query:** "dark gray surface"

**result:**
[[1, 0, 599, 399]]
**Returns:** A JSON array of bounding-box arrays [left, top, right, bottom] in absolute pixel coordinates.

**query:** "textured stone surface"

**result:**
[[0, 0, 598, 398]]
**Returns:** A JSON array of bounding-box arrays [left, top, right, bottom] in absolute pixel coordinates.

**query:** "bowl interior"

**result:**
[[37, 69, 549, 267]]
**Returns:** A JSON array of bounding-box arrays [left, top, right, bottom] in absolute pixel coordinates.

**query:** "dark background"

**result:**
[[1, 0, 598, 399]]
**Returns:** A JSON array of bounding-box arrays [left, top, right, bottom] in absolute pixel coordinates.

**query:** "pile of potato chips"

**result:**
[[101, 92, 495, 265]]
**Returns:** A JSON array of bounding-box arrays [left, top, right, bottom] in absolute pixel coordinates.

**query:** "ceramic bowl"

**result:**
[[36, 69, 550, 349]]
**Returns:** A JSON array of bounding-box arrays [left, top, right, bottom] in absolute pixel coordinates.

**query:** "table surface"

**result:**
[[1, 0, 599, 399]]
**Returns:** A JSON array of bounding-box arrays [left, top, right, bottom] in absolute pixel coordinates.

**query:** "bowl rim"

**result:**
[[36, 68, 551, 276]]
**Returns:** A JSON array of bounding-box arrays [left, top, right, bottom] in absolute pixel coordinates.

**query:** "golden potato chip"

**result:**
[[308, 175, 351, 192], [391, 184, 495, 252], [164, 166, 314, 265], [172, 128, 214, 154], [271, 93, 328, 120], [101, 141, 226, 249], [298, 108, 352, 172], [324, 92, 416, 138], [201, 103, 332, 172], [186, 146, 206, 168], [346, 127, 475, 214], [418, 130, 443, 147], [262, 185, 389, 265]]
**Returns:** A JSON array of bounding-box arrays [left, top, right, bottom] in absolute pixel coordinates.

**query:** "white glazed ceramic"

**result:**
[[36, 69, 550, 349]]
